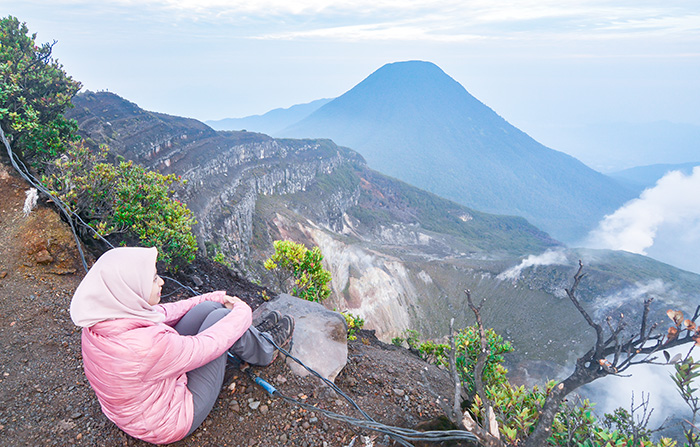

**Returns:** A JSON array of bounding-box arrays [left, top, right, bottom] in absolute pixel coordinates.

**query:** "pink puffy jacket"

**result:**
[[81, 291, 252, 444]]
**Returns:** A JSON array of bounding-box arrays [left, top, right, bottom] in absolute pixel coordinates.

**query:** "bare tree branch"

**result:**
[[465, 289, 503, 445], [522, 261, 699, 447], [448, 318, 463, 426]]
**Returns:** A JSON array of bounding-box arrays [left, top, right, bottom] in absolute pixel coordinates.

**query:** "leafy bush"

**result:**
[[391, 337, 404, 347], [404, 329, 421, 350], [0, 16, 81, 165], [42, 141, 197, 268], [672, 356, 700, 445], [212, 251, 232, 268], [263, 240, 332, 302], [453, 326, 513, 398], [417, 339, 449, 365], [341, 312, 365, 340]]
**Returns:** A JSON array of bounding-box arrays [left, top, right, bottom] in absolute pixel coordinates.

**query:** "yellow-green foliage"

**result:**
[[672, 356, 700, 445], [212, 251, 232, 268], [470, 369, 676, 446], [341, 312, 365, 340], [263, 240, 332, 302], [42, 141, 197, 268], [407, 326, 511, 394]]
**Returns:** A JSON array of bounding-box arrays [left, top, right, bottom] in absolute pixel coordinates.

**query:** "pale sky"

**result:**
[[5, 0, 700, 162]]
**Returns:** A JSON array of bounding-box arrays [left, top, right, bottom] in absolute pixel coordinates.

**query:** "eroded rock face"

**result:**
[[68, 92, 363, 262], [254, 294, 348, 382]]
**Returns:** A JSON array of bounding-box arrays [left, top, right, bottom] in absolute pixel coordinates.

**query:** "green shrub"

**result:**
[[212, 251, 232, 268], [341, 312, 365, 340], [391, 337, 405, 347], [453, 326, 513, 398], [404, 329, 421, 350], [42, 141, 197, 269], [417, 339, 449, 365], [263, 240, 332, 302], [0, 16, 81, 166], [672, 355, 700, 445]]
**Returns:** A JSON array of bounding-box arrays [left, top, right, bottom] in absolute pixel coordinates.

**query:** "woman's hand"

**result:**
[[222, 295, 244, 310]]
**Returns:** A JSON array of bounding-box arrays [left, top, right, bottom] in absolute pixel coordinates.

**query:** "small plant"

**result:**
[[212, 251, 231, 268], [452, 325, 513, 398], [341, 312, 365, 341], [263, 240, 332, 302], [404, 329, 421, 351], [672, 355, 700, 446], [391, 337, 405, 347], [417, 339, 449, 365]]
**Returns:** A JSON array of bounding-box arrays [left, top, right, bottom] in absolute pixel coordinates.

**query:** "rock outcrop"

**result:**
[[255, 293, 348, 382]]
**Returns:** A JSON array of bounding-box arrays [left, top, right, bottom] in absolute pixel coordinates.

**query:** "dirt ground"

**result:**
[[0, 163, 461, 446]]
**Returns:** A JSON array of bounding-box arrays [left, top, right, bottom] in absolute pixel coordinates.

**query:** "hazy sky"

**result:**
[[5, 0, 700, 151]]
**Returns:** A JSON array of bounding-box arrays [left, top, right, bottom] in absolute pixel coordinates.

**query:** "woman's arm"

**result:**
[[144, 299, 253, 379], [154, 291, 228, 325]]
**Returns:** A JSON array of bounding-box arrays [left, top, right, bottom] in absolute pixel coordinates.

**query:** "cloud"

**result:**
[[497, 248, 568, 281], [587, 167, 700, 263], [49, 0, 700, 43]]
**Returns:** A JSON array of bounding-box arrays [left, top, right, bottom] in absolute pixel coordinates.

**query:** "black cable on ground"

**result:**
[[253, 333, 480, 446], [258, 331, 375, 421], [159, 275, 199, 298], [241, 368, 479, 445]]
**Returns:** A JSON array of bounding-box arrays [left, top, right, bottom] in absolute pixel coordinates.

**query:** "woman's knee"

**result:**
[[199, 308, 231, 332], [192, 301, 224, 313], [175, 301, 225, 335]]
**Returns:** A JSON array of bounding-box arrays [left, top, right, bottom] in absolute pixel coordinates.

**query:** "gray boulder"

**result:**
[[253, 293, 348, 382]]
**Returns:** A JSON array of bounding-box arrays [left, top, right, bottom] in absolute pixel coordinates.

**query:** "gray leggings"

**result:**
[[173, 301, 276, 436]]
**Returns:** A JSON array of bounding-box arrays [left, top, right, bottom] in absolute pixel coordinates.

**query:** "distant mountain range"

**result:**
[[266, 61, 636, 243], [609, 161, 700, 194], [206, 98, 332, 135], [533, 121, 700, 173]]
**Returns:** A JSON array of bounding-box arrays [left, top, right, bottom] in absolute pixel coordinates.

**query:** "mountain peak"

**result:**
[[372, 60, 446, 77], [280, 61, 634, 242]]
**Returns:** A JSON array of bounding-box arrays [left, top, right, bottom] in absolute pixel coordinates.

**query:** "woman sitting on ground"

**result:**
[[69, 246, 293, 444]]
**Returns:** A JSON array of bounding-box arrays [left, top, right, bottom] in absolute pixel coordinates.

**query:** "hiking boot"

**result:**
[[264, 315, 295, 365], [267, 315, 295, 350], [253, 310, 281, 334]]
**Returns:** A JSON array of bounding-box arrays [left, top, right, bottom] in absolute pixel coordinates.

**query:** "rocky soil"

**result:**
[[0, 163, 460, 446]]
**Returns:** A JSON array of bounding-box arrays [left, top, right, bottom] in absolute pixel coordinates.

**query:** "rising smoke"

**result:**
[[587, 166, 700, 274], [496, 248, 568, 281]]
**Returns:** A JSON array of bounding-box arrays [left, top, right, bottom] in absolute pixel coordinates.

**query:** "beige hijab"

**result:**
[[70, 247, 165, 327]]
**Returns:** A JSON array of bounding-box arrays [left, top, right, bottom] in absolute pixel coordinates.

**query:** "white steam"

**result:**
[[497, 248, 568, 281], [583, 345, 693, 430], [592, 279, 670, 319], [587, 166, 700, 274]]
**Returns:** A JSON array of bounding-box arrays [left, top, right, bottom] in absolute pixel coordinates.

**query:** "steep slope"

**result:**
[[280, 61, 635, 242], [68, 91, 556, 264]]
